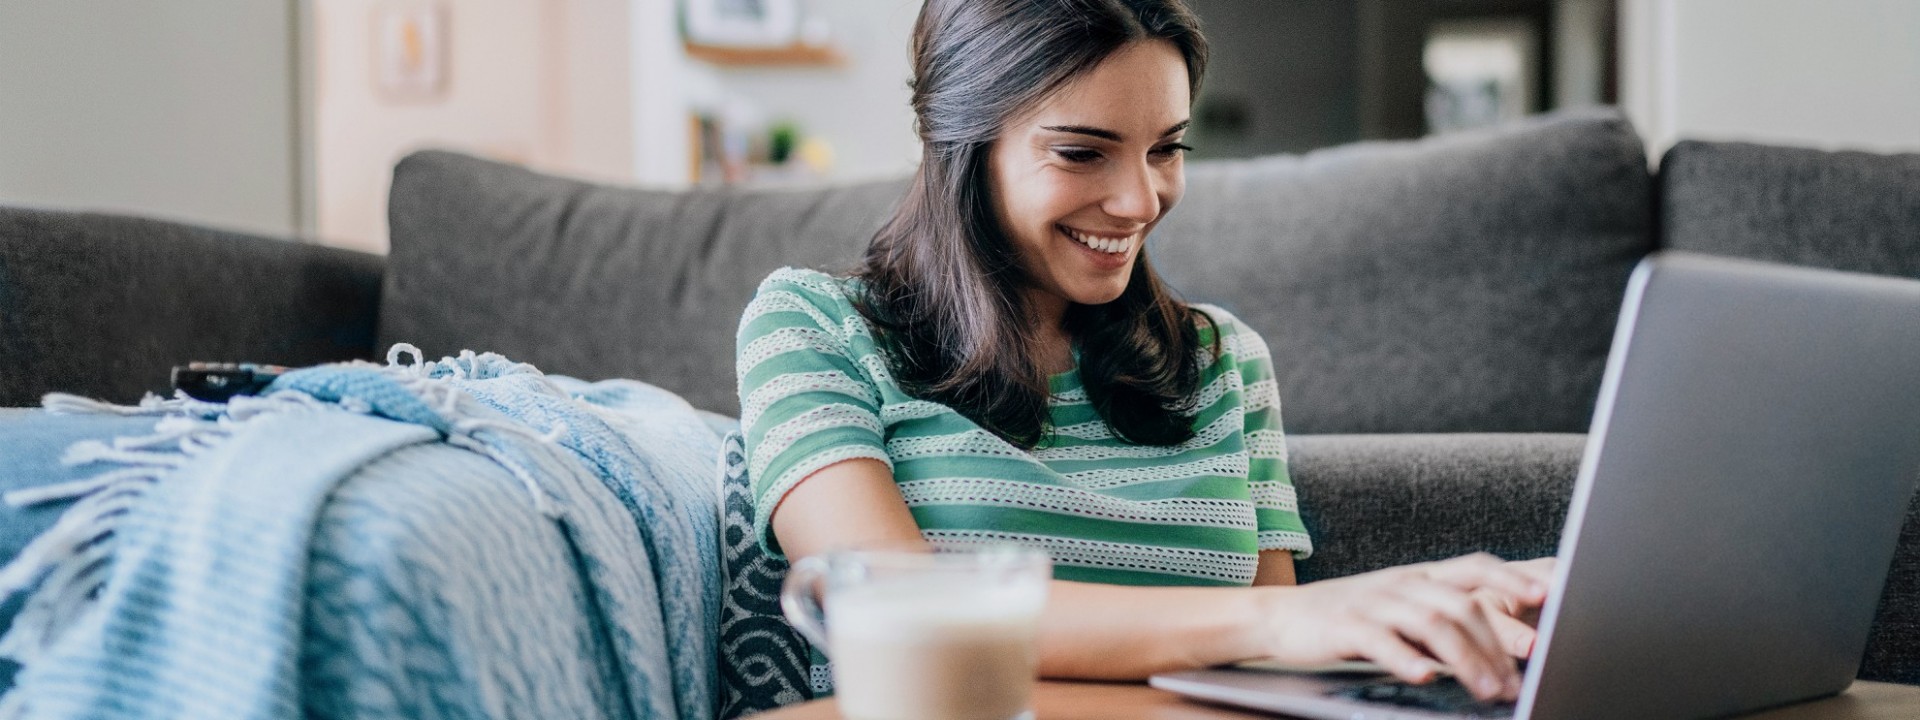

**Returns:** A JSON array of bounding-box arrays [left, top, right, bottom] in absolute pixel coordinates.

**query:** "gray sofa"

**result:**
[[3, 109, 1917, 687]]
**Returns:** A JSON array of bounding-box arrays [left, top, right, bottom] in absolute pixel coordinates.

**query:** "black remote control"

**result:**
[[171, 362, 289, 402]]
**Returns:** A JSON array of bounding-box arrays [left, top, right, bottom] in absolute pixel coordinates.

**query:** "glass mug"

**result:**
[[781, 545, 1052, 720]]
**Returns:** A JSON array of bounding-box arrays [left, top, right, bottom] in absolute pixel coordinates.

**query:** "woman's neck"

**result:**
[[1025, 288, 1074, 375]]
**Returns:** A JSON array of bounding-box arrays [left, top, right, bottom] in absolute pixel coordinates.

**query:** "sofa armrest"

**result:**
[[0, 207, 383, 406], [1289, 433, 1585, 583]]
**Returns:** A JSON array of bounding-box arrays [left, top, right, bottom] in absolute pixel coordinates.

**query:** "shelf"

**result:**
[[682, 40, 846, 68]]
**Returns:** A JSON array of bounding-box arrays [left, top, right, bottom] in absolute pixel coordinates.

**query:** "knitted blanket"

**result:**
[[0, 346, 721, 720]]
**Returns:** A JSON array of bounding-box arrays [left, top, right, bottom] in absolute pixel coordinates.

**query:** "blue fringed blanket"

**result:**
[[0, 346, 723, 720]]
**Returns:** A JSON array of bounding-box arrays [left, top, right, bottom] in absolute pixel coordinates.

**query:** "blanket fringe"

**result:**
[[0, 394, 315, 671], [41, 391, 228, 419], [0, 343, 569, 699], [0, 686, 21, 719]]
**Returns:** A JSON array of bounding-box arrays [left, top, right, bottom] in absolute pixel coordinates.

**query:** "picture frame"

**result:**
[[373, 1, 449, 102], [682, 0, 801, 49]]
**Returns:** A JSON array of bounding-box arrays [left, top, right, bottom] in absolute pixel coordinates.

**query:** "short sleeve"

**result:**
[[736, 269, 892, 559], [1208, 308, 1313, 560]]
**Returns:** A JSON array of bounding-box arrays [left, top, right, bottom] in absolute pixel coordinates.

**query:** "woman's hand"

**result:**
[[1253, 553, 1552, 703], [1473, 557, 1556, 659]]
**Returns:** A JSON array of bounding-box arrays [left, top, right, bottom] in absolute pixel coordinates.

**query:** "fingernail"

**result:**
[[1406, 660, 1435, 678]]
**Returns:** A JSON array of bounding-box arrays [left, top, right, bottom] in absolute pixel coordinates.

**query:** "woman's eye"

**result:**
[[1053, 148, 1102, 164], [1152, 143, 1194, 158]]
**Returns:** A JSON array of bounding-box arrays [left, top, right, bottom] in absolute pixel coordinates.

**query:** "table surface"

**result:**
[[755, 679, 1920, 720]]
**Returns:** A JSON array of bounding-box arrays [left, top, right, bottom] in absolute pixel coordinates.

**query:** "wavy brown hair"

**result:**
[[853, 0, 1215, 449]]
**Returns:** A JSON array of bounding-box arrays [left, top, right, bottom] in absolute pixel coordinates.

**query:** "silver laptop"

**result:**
[[1152, 252, 1920, 720]]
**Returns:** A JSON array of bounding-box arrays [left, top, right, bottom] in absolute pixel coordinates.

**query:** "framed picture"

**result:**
[[1423, 16, 1539, 134], [683, 0, 800, 48], [374, 1, 448, 102]]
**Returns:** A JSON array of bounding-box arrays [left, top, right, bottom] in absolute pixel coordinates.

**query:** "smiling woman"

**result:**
[[733, 0, 1554, 704], [859, 6, 1210, 450]]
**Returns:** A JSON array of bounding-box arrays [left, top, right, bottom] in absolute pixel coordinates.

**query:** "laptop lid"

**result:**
[[1520, 252, 1920, 719]]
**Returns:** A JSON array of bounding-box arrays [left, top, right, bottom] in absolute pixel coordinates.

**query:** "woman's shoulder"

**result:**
[[745, 267, 867, 322], [1187, 303, 1270, 364], [753, 267, 856, 304], [1188, 302, 1249, 341], [740, 267, 877, 351]]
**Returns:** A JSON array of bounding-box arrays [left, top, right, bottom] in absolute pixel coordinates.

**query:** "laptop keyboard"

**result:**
[[1327, 679, 1516, 718]]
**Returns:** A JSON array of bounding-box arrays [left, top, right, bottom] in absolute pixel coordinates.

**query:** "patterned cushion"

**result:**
[[718, 431, 832, 719]]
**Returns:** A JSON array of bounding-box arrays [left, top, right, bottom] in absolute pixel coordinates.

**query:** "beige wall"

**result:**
[[313, 0, 632, 252], [0, 1, 303, 237]]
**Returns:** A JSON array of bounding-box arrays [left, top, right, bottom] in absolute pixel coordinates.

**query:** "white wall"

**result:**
[[631, 0, 921, 186], [313, 0, 633, 252], [1622, 0, 1920, 159], [698, 0, 922, 182], [632, 0, 691, 186], [0, 1, 304, 237]]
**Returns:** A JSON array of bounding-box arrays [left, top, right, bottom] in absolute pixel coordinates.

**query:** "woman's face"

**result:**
[[988, 39, 1191, 313]]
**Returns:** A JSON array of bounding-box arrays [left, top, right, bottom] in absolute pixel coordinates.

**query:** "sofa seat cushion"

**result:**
[[1152, 110, 1653, 434]]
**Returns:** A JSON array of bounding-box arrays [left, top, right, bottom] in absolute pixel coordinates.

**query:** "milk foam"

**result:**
[[829, 579, 1043, 638]]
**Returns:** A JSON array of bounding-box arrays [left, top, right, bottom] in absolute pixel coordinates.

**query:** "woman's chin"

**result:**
[[1068, 279, 1131, 306]]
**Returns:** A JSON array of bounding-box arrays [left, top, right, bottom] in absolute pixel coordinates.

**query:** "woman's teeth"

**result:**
[[1064, 227, 1134, 254]]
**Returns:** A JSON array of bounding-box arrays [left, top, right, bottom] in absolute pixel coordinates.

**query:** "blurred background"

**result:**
[[0, 0, 1915, 253]]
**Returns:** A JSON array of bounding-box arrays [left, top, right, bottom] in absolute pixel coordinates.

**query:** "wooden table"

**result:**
[[757, 679, 1920, 719]]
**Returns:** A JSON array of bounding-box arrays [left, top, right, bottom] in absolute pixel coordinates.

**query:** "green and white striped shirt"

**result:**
[[736, 268, 1312, 587]]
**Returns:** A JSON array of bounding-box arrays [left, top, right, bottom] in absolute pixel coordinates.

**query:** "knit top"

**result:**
[[735, 267, 1312, 587]]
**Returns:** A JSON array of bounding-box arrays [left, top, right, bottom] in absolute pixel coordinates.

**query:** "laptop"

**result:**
[[1151, 252, 1920, 720]]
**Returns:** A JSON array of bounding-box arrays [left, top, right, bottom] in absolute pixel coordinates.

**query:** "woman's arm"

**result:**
[[770, 459, 1551, 702], [1254, 550, 1297, 586]]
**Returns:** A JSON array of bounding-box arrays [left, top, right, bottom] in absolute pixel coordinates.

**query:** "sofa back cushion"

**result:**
[[383, 110, 1652, 430], [1153, 109, 1653, 433], [379, 152, 905, 415], [1658, 139, 1920, 687], [1659, 140, 1920, 273]]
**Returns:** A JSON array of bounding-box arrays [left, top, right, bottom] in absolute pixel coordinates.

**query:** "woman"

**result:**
[[736, 0, 1551, 703]]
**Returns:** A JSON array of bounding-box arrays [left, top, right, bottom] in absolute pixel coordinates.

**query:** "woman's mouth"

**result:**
[[1059, 224, 1137, 255]]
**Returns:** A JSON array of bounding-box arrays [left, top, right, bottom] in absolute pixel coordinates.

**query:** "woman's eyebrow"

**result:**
[[1040, 119, 1191, 142]]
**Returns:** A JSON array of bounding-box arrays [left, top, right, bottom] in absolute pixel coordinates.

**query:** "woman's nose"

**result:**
[[1103, 161, 1162, 224]]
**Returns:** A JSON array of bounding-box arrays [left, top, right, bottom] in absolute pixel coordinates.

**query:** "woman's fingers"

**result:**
[[1501, 557, 1556, 597], [1349, 626, 1445, 685], [1422, 554, 1553, 606], [1478, 592, 1540, 658], [1258, 558, 1558, 703], [1399, 582, 1509, 668], [1370, 587, 1518, 701]]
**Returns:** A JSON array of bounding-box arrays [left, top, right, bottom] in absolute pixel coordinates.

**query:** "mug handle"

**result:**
[[780, 555, 833, 656]]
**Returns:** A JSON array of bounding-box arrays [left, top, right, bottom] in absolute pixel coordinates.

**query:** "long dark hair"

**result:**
[[853, 0, 1214, 449]]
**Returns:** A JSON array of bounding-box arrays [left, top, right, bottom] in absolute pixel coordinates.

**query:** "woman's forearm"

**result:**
[[1036, 579, 1276, 680]]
